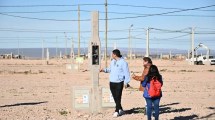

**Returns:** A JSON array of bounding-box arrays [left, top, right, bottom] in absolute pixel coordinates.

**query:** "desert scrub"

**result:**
[[38, 70, 46, 73], [59, 110, 70, 116], [179, 70, 195, 72], [187, 70, 196, 72], [160, 69, 167, 72], [138, 108, 146, 113], [179, 70, 186, 72]]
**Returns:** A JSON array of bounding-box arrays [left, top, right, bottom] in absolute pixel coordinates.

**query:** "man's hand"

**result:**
[[100, 68, 104, 72], [124, 84, 130, 89], [124, 84, 128, 89]]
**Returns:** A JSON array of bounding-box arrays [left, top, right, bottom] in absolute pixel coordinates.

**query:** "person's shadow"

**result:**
[[124, 102, 215, 119], [0, 101, 48, 108], [124, 107, 146, 115], [124, 102, 181, 115]]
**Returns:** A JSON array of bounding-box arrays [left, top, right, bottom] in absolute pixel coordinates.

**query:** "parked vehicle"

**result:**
[[189, 43, 215, 65], [190, 55, 215, 65]]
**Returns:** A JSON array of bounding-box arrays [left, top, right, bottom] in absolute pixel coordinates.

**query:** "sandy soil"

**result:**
[[0, 59, 215, 120]]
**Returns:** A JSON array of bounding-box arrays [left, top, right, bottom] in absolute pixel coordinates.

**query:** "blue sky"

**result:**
[[0, 0, 215, 53]]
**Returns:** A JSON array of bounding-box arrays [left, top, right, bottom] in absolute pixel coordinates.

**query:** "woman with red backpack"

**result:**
[[142, 65, 163, 120]]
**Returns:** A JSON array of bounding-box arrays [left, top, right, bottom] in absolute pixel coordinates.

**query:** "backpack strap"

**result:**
[[151, 76, 157, 80], [146, 76, 156, 90]]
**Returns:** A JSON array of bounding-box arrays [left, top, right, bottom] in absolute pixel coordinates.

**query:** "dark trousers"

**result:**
[[145, 98, 161, 120], [110, 81, 124, 112]]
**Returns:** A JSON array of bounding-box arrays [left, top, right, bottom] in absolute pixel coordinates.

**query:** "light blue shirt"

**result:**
[[103, 58, 130, 85]]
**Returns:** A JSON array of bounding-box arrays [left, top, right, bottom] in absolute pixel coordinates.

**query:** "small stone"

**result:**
[[83, 114, 90, 118]]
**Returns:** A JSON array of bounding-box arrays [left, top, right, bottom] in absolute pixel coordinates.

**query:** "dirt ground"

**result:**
[[0, 59, 215, 120]]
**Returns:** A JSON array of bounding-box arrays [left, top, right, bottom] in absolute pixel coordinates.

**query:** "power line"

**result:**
[[0, 12, 90, 22], [0, 10, 91, 14], [151, 28, 190, 33], [1, 9, 215, 18], [153, 34, 190, 41], [0, 27, 144, 33], [196, 27, 215, 31], [1, 27, 215, 36], [108, 3, 215, 12], [1, 3, 215, 12], [1, 4, 215, 21], [195, 32, 215, 34], [106, 4, 215, 20], [106, 11, 215, 17], [0, 4, 103, 7]]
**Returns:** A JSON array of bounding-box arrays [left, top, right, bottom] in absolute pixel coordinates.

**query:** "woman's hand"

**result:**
[[132, 75, 138, 81]]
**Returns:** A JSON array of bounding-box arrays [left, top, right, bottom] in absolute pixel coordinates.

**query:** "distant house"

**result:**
[[0, 53, 13, 59], [0, 53, 22, 59], [161, 54, 170, 59], [174, 54, 186, 60]]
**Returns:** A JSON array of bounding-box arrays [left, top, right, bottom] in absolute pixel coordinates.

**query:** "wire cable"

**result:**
[[1, 4, 215, 21]]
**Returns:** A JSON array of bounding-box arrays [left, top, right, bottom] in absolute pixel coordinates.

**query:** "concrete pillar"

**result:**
[[89, 11, 101, 113]]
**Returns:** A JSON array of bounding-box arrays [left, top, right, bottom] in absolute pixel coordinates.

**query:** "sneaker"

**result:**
[[119, 109, 125, 116], [113, 112, 119, 118]]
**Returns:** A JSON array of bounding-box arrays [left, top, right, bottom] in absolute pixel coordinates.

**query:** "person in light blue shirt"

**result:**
[[100, 49, 130, 118]]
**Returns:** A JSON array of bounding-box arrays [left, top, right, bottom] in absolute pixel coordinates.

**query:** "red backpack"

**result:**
[[147, 76, 162, 97]]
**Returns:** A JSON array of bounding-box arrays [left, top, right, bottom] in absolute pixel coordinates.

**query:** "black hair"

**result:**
[[147, 65, 162, 83], [143, 57, 152, 64], [112, 49, 122, 58]]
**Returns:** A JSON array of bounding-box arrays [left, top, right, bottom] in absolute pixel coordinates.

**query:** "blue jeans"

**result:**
[[145, 98, 161, 120]]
